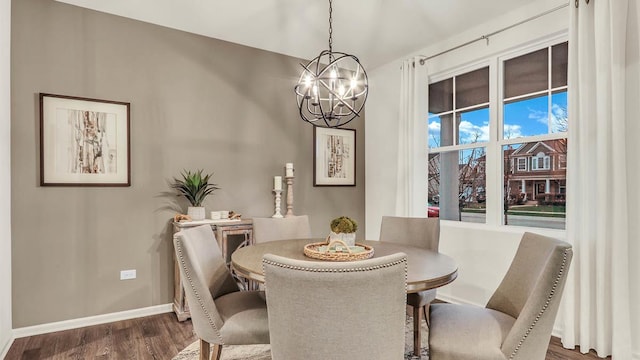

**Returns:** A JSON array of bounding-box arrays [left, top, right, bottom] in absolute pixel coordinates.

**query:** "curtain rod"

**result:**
[[414, 2, 569, 66]]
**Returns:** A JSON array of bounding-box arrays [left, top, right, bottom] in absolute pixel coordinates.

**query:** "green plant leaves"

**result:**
[[171, 169, 220, 207]]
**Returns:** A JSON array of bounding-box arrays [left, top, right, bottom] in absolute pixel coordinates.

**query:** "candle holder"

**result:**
[[285, 175, 294, 217], [272, 189, 283, 218]]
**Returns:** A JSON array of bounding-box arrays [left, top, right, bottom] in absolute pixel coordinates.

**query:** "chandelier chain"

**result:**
[[328, 0, 333, 53]]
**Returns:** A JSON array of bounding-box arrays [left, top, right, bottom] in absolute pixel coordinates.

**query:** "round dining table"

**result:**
[[231, 238, 457, 357], [231, 238, 458, 294]]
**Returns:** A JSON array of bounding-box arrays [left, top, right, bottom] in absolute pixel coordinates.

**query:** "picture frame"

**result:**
[[313, 127, 356, 186], [40, 93, 131, 186]]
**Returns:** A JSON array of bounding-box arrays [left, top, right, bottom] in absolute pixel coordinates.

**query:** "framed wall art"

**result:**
[[40, 93, 131, 186], [313, 127, 356, 186]]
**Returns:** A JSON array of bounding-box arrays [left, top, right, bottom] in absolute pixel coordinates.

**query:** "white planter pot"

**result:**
[[329, 231, 356, 247], [187, 206, 206, 220]]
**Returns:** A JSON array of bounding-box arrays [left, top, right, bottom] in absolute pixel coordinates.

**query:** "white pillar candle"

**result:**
[[285, 163, 294, 177], [274, 176, 282, 190]]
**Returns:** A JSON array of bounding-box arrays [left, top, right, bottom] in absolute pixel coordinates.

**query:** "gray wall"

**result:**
[[11, 0, 365, 328], [1, 0, 13, 350]]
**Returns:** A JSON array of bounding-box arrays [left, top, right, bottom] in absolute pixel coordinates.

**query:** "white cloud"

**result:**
[[528, 108, 548, 125], [503, 124, 523, 139], [458, 120, 490, 143], [428, 120, 442, 147], [525, 104, 568, 131], [550, 104, 568, 132]]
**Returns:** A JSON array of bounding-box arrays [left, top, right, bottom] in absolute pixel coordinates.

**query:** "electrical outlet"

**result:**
[[120, 269, 136, 280]]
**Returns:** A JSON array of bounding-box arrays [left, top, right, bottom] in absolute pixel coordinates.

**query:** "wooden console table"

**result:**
[[172, 218, 253, 321]]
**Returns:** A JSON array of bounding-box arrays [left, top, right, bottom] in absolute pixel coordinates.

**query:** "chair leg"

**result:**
[[413, 305, 422, 356], [424, 303, 431, 328], [199, 339, 210, 360], [212, 344, 222, 360], [199, 340, 222, 360]]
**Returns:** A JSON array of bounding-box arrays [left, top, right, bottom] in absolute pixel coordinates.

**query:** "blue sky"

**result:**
[[428, 91, 568, 148]]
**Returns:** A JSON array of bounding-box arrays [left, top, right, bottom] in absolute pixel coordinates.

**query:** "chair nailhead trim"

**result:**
[[508, 249, 570, 359], [262, 258, 407, 273], [176, 240, 225, 344], [261, 258, 409, 308]]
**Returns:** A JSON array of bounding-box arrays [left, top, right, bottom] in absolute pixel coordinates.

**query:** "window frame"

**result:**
[[426, 33, 568, 230]]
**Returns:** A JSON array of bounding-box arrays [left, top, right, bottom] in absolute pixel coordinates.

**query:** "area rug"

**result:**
[[172, 315, 429, 360]]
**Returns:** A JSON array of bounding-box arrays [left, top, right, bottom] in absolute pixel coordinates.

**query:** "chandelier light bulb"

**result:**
[[338, 84, 346, 97]]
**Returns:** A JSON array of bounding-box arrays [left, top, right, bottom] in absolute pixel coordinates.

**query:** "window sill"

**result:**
[[439, 219, 567, 239]]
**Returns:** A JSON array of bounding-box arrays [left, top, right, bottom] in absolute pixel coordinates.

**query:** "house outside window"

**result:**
[[531, 152, 551, 170], [428, 37, 567, 229], [558, 154, 567, 169], [517, 158, 527, 171]]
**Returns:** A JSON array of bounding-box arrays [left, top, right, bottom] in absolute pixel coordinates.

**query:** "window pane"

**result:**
[[504, 48, 548, 98], [456, 67, 489, 108], [459, 107, 489, 145], [428, 114, 440, 148], [552, 42, 568, 88], [551, 91, 568, 133], [503, 94, 549, 138], [429, 78, 453, 113], [503, 139, 567, 229], [428, 147, 486, 223], [428, 113, 454, 148]]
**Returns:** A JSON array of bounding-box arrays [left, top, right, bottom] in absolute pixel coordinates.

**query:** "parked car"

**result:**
[[428, 203, 440, 217]]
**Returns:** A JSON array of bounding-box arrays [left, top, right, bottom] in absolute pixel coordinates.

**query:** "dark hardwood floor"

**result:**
[[5, 312, 608, 359], [5, 313, 196, 360]]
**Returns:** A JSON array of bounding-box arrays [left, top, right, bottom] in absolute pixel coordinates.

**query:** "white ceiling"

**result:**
[[55, 0, 536, 69]]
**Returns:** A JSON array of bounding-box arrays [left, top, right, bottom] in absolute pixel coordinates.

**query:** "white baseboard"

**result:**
[[12, 303, 173, 339], [1, 336, 14, 360]]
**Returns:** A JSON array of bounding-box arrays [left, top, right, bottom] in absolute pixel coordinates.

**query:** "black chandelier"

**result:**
[[294, 0, 368, 128]]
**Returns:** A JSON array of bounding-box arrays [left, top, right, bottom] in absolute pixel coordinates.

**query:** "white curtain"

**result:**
[[396, 57, 428, 217], [562, 0, 637, 358]]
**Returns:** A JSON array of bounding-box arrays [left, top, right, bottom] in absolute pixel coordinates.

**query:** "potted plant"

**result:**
[[171, 169, 220, 220], [329, 216, 358, 247]]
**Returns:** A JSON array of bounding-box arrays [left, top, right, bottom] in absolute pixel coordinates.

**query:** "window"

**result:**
[[429, 66, 489, 222], [558, 154, 567, 169], [427, 39, 568, 229], [517, 158, 527, 171], [531, 152, 551, 170], [501, 42, 567, 229]]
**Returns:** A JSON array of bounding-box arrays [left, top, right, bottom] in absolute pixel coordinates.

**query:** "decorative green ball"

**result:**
[[330, 216, 358, 233]]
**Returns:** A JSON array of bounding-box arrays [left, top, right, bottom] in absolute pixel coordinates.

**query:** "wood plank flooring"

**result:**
[[5, 312, 609, 359]]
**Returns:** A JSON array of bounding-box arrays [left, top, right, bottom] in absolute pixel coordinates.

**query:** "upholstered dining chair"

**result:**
[[428, 232, 573, 360], [379, 215, 440, 354], [173, 225, 270, 360], [252, 215, 311, 243], [263, 252, 408, 360]]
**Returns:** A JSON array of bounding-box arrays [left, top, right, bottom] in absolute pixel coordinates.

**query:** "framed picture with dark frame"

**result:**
[[313, 127, 356, 186], [39, 93, 131, 186]]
